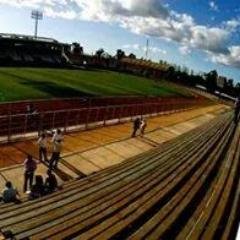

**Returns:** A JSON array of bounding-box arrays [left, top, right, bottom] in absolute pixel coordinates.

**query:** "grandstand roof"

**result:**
[[0, 33, 63, 45]]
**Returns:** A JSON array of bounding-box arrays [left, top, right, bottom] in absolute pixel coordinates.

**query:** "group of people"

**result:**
[[23, 155, 58, 196], [1, 164, 58, 203], [38, 129, 64, 169], [1, 115, 148, 204], [132, 117, 147, 137], [0, 128, 63, 203]]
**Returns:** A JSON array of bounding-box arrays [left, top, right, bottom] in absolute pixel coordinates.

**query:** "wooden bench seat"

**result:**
[[0, 113, 239, 240], [0, 111, 224, 215], [129, 122, 234, 240]]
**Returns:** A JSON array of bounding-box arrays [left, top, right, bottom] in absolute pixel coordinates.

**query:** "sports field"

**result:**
[[0, 68, 190, 102]]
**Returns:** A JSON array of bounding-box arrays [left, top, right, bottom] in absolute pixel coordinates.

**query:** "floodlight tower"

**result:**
[[145, 39, 149, 59], [31, 10, 43, 38]]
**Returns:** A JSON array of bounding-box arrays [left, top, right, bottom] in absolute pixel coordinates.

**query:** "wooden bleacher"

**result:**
[[0, 112, 239, 240]]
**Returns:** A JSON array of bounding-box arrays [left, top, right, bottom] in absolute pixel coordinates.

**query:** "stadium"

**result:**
[[0, 1, 239, 240]]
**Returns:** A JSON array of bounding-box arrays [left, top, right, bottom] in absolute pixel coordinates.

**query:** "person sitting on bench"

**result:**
[[29, 175, 45, 200], [1, 181, 20, 203], [45, 170, 58, 193]]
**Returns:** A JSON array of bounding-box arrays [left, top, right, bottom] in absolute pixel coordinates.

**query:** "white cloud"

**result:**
[[119, 11, 229, 55], [123, 44, 141, 50], [44, 7, 77, 20], [1, 0, 240, 69], [209, 1, 219, 11], [75, 0, 169, 20], [149, 47, 167, 55], [179, 46, 191, 55], [0, 0, 69, 9], [123, 43, 167, 55], [0, 0, 77, 18], [224, 19, 240, 32], [211, 46, 240, 68]]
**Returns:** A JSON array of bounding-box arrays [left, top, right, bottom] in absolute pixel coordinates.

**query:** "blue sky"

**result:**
[[0, 0, 240, 82]]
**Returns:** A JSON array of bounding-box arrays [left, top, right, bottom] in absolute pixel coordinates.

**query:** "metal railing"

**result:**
[[0, 95, 204, 115], [0, 97, 208, 143]]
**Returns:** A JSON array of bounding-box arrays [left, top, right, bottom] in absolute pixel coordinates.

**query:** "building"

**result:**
[[0, 33, 68, 66], [217, 76, 227, 89]]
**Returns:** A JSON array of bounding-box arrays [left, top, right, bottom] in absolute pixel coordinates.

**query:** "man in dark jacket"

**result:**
[[131, 117, 141, 137], [23, 155, 37, 193]]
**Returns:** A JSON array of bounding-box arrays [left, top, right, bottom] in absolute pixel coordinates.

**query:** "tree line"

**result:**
[[70, 43, 239, 98]]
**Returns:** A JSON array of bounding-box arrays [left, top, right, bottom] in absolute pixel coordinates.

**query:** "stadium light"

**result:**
[[145, 39, 149, 59], [31, 10, 43, 38]]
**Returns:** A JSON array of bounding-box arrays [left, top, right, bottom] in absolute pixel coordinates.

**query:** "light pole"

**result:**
[[145, 39, 149, 59], [31, 10, 43, 38]]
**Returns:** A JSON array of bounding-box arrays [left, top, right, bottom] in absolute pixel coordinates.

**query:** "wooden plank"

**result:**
[[1, 116, 223, 238], [144, 123, 233, 239], [0, 113, 231, 240], [175, 125, 238, 240], [79, 121, 230, 240], [0, 114, 226, 217], [27, 117, 228, 239], [200, 125, 240, 239]]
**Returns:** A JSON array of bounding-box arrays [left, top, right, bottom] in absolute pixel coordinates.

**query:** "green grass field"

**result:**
[[0, 68, 190, 102]]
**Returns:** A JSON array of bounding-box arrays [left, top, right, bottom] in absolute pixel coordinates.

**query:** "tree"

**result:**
[[128, 53, 136, 59], [228, 79, 234, 88], [95, 48, 105, 60], [166, 66, 176, 81], [176, 65, 182, 72], [224, 79, 234, 96], [163, 61, 167, 66], [205, 70, 218, 93], [71, 42, 83, 55], [182, 66, 189, 74], [116, 49, 125, 60], [235, 82, 240, 96]]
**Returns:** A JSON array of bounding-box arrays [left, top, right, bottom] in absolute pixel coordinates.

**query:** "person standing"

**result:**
[[234, 97, 240, 124], [49, 129, 63, 169], [23, 155, 37, 193], [37, 133, 48, 162], [140, 118, 147, 137], [26, 103, 38, 128], [131, 117, 141, 137]]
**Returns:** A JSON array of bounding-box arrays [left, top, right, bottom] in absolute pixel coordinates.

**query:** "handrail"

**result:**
[[0, 97, 207, 143], [0, 99, 199, 118]]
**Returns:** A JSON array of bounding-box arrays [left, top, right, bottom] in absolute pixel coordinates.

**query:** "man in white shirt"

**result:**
[[140, 118, 147, 137], [37, 133, 48, 162], [49, 129, 63, 169]]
